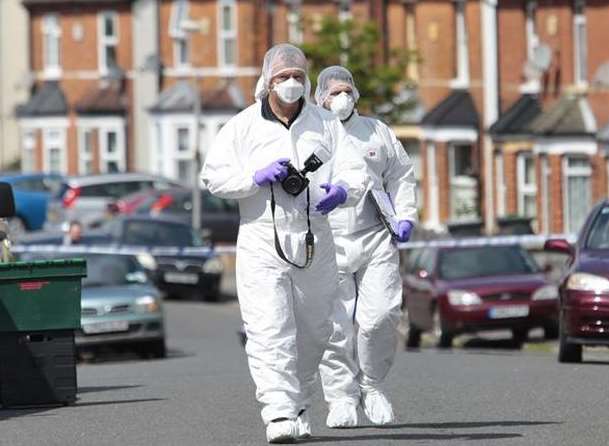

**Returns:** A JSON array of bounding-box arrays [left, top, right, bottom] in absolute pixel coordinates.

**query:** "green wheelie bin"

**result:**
[[0, 259, 86, 408]]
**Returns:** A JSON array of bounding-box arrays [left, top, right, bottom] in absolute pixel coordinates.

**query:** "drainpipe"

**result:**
[[481, 0, 499, 234]]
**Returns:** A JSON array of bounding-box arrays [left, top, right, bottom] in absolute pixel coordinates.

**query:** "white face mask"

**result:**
[[273, 77, 305, 104], [330, 92, 355, 121]]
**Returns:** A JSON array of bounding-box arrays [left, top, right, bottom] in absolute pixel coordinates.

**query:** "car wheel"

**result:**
[[543, 321, 559, 340], [406, 324, 422, 349], [433, 309, 453, 349], [512, 328, 528, 349], [558, 316, 582, 363], [6, 216, 27, 240]]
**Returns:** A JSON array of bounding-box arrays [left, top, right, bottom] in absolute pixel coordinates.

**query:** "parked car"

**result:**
[[106, 188, 185, 217], [46, 173, 184, 230], [16, 251, 166, 359], [133, 187, 240, 243], [0, 172, 63, 237], [404, 243, 559, 349], [545, 200, 609, 363], [18, 215, 224, 301]]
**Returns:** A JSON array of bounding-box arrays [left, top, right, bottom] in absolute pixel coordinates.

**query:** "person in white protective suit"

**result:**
[[200, 46, 367, 444], [315, 66, 418, 428]]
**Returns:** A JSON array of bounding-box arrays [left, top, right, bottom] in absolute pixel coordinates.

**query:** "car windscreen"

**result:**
[[17, 253, 147, 287], [438, 246, 539, 280], [123, 220, 204, 247], [586, 206, 609, 249]]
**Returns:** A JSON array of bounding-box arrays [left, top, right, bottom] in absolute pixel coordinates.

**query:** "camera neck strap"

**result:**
[[270, 184, 315, 269]]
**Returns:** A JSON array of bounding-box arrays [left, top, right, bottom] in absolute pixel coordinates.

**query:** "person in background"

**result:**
[[201, 45, 367, 443], [315, 65, 418, 428], [63, 220, 83, 246]]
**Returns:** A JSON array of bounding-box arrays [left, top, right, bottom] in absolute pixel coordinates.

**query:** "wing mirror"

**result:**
[[543, 238, 573, 256]]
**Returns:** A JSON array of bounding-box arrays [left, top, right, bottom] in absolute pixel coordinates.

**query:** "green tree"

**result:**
[[300, 16, 418, 124]]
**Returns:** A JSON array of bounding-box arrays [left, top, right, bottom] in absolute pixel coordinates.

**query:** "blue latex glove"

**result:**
[[397, 220, 414, 242], [253, 158, 290, 186], [316, 183, 347, 215]]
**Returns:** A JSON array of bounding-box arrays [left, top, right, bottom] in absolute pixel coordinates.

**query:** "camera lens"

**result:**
[[283, 175, 303, 195]]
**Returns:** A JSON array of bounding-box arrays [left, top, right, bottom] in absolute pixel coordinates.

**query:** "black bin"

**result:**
[[0, 330, 77, 407]]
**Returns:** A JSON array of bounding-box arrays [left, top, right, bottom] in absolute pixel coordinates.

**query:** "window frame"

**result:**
[[451, 0, 470, 88], [217, 0, 237, 68], [42, 127, 67, 174], [170, 0, 190, 68], [98, 10, 119, 75], [573, 0, 588, 87], [517, 152, 537, 218], [21, 129, 37, 173], [99, 126, 126, 173], [562, 155, 592, 234], [78, 128, 96, 175], [42, 14, 62, 79]]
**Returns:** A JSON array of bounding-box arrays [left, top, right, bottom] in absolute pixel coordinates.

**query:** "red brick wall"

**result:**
[[504, 150, 518, 216], [420, 141, 429, 222], [497, 1, 527, 112], [436, 142, 450, 222], [548, 154, 564, 233]]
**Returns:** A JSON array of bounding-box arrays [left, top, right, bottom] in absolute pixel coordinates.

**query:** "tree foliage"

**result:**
[[300, 16, 418, 123]]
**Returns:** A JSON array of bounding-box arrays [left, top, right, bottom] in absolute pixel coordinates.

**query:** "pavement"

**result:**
[[2, 299, 609, 446]]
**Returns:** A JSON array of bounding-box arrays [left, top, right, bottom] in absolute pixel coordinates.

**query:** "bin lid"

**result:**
[[0, 259, 87, 281]]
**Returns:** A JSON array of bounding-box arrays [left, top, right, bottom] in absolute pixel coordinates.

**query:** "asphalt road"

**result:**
[[2, 299, 609, 446]]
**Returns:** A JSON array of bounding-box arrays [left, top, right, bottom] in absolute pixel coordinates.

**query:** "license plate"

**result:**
[[82, 320, 129, 334], [164, 272, 199, 284], [489, 305, 529, 319]]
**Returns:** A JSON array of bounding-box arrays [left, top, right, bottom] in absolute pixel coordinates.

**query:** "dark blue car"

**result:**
[[0, 172, 63, 235]]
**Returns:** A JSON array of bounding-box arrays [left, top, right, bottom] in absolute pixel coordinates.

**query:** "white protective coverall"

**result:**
[[200, 46, 367, 427], [315, 67, 418, 423]]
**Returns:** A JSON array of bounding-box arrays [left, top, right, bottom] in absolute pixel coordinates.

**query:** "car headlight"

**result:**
[[202, 257, 224, 274], [532, 285, 559, 301], [567, 273, 609, 293], [135, 296, 161, 313], [137, 253, 157, 270], [447, 290, 482, 306]]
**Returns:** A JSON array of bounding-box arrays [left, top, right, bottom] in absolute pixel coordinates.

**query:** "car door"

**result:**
[[199, 192, 240, 243], [404, 247, 437, 330], [9, 177, 50, 230]]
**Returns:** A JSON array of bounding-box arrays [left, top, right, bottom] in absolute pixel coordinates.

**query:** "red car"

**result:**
[[545, 200, 609, 363], [404, 243, 559, 349]]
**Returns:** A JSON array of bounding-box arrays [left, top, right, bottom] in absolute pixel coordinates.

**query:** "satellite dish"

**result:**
[[532, 44, 552, 71], [594, 61, 609, 88], [523, 43, 552, 81]]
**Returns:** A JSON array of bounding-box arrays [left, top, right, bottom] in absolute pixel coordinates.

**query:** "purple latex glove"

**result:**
[[397, 220, 414, 242], [253, 158, 290, 186], [316, 183, 347, 215]]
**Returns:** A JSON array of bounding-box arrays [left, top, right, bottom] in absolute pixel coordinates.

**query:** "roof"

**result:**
[[490, 94, 542, 137], [75, 85, 127, 115], [150, 81, 245, 114], [16, 82, 68, 117], [529, 94, 597, 137], [597, 122, 609, 142], [421, 90, 479, 128]]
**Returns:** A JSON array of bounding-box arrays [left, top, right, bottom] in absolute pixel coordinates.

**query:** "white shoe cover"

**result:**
[[326, 401, 359, 428], [361, 388, 395, 425], [266, 419, 299, 444], [296, 411, 312, 438]]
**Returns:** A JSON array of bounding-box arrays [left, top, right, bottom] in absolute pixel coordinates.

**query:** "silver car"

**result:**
[[46, 173, 184, 229]]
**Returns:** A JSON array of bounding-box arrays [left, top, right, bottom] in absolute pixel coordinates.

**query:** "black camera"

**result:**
[[281, 153, 324, 196]]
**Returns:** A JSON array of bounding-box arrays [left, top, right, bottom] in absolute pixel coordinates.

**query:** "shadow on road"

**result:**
[[77, 347, 193, 364], [379, 420, 561, 429], [74, 397, 166, 407], [78, 384, 143, 394], [304, 432, 523, 442]]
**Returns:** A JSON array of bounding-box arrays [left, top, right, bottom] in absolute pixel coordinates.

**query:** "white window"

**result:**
[[517, 153, 537, 218], [21, 130, 36, 172], [170, 0, 190, 68], [100, 127, 125, 173], [525, 1, 539, 62], [287, 1, 303, 44], [42, 14, 61, 78], [175, 126, 193, 183], [43, 128, 66, 173], [99, 11, 119, 74], [573, 0, 587, 86], [449, 144, 478, 220], [402, 140, 423, 212], [452, 0, 470, 88], [563, 155, 591, 234], [78, 128, 95, 174], [218, 0, 237, 67]]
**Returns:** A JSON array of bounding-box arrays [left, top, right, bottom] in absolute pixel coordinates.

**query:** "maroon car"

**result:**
[[404, 243, 558, 349], [545, 200, 609, 363]]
